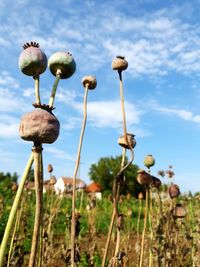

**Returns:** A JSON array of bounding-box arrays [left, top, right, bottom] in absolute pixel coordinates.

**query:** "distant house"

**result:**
[[54, 177, 86, 195], [85, 182, 102, 200]]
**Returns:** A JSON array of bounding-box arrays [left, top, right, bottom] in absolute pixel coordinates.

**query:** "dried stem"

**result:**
[[0, 153, 34, 267], [48, 70, 61, 108], [29, 145, 43, 267], [139, 188, 149, 267], [71, 86, 88, 266]]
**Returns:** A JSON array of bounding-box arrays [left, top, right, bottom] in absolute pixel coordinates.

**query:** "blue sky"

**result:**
[[1, 0, 200, 193]]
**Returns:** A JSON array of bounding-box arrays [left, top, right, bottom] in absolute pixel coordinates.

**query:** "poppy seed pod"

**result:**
[[112, 56, 128, 71], [48, 51, 76, 79], [19, 108, 60, 144], [173, 204, 187, 218], [12, 183, 18, 192], [151, 176, 162, 189], [49, 176, 57, 186], [118, 133, 136, 150], [168, 184, 180, 198], [47, 164, 53, 173], [136, 169, 153, 186], [82, 76, 97, 90], [138, 192, 144, 200], [144, 154, 155, 168], [19, 42, 47, 76]]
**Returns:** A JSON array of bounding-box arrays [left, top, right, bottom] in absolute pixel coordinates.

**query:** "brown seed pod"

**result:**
[[82, 76, 97, 90], [12, 183, 18, 192], [118, 133, 136, 149], [47, 164, 53, 173], [138, 192, 144, 200], [168, 184, 180, 198], [173, 204, 187, 218], [144, 154, 155, 168], [136, 169, 153, 186], [49, 176, 57, 185], [112, 56, 128, 71], [151, 176, 162, 189], [19, 108, 60, 144], [19, 42, 47, 76]]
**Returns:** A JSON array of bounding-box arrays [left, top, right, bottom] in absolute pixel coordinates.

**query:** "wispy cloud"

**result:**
[[45, 147, 75, 161], [150, 101, 200, 123]]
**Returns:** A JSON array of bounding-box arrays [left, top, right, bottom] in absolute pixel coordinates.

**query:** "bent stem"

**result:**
[[29, 145, 43, 267], [71, 86, 88, 266], [48, 70, 61, 108], [0, 153, 34, 267], [34, 75, 41, 105]]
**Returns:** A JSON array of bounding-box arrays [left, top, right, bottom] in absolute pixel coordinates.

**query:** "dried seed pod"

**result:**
[[151, 176, 162, 189], [19, 42, 47, 76], [47, 164, 53, 173], [116, 214, 124, 230], [49, 176, 57, 185], [144, 154, 155, 168], [136, 169, 153, 186], [112, 56, 128, 71], [82, 76, 97, 90], [48, 51, 76, 79], [12, 183, 18, 192], [19, 108, 60, 144], [118, 133, 136, 149], [127, 208, 132, 217], [138, 192, 144, 200], [168, 184, 180, 198], [173, 204, 187, 218]]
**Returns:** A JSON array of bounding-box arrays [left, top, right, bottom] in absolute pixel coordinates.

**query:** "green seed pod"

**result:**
[[144, 154, 155, 168], [19, 42, 47, 76], [118, 133, 136, 149], [19, 108, 60, 144], [82, 76, 97, 90], [112, 56, 128, 71], [48, 51, 76, 79]]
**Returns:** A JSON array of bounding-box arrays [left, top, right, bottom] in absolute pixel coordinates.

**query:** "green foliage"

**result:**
[[89, 155, 143, 196]]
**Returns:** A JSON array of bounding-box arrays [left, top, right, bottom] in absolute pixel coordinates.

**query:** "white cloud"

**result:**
[[0, 71, 19, 89], [45, 147, 75, 161], [150, 101, 200, 123]]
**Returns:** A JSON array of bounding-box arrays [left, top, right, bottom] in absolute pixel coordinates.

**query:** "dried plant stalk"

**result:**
[[29, 145, 43, 267], [71, 86, 89, 266]]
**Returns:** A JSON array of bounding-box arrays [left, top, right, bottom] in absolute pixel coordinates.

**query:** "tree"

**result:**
[[89, 155, 144, 196]]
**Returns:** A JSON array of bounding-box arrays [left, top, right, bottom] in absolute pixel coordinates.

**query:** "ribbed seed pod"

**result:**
[[48, 51, 76, 79], [173, 204, 187, 218], [19, 108, 60, 144], [168, 184, 180, 198], [19, 42, 47, 76], [144, 154, 155, 168], [136, 169, 153, 186], [82, 76, 97, 90], [112, 56, 128, 71], [118, 133, 136, 149]]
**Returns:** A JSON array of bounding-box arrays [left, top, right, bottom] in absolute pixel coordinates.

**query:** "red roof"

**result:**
[[85, 182, 102, 193]]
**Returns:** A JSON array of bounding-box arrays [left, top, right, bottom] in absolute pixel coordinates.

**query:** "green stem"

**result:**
[[0, 153, 34, 267], [34, 76, 41, 105], [48, 72, 61, 108], [71, 87, 88, 266]]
